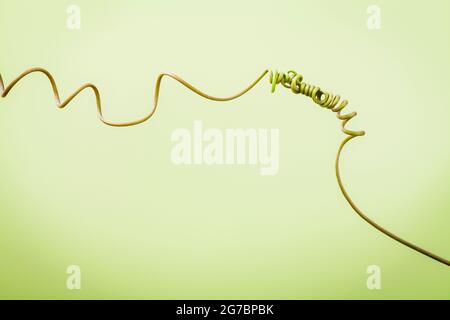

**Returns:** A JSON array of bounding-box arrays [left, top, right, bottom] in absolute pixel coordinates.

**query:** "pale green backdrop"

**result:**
[[0, 0, 449, 299]]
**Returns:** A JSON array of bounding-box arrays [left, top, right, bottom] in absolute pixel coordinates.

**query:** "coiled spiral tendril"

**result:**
[[270, 70, 449, 267], [269, 70, 364, 137], [0, 67, 268, 127], [0, 67, 448, 267]]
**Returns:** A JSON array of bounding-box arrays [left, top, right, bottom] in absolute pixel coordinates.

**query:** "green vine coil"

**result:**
[[1, 67, 448, 267]]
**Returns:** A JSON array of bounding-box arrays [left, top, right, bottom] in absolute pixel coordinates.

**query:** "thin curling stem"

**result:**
[[270, 69, 449, 267], [0, 67, 448, 267], [336, 136, 450, 266]]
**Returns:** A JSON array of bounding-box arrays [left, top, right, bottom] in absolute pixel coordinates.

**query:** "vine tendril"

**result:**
[[270, 70, 449, 267], [0, 67, 448, 267], [0, 67, 268, 127]]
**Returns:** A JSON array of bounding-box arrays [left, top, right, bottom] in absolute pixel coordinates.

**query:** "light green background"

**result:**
[[0, 0, 449, 299]]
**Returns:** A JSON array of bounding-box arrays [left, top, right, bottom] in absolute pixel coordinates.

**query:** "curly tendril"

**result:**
[[270, 69, 449, 267], [269, 70, 364, 137], [0, 67, 268, 127], [0, 67, 448, 267]]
